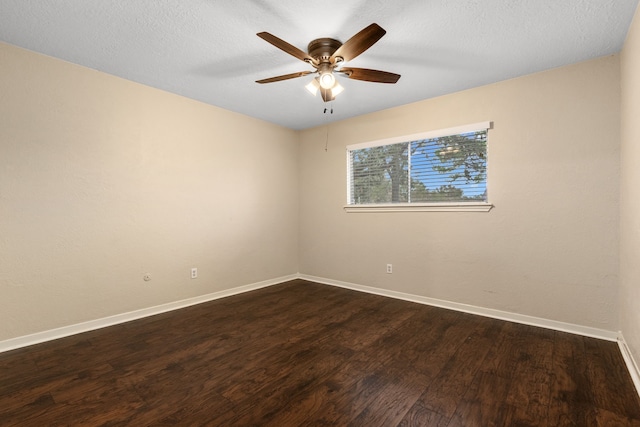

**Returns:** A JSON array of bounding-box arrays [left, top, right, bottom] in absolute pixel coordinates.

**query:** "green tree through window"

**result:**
[[348, 126, 488, 205]]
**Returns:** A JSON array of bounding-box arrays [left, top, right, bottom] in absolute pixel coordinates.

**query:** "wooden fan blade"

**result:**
[[330, 23, 386, 63], [256, 71, 312, 84], [339, 67, 401, 84], [257, 32, 317, 65]]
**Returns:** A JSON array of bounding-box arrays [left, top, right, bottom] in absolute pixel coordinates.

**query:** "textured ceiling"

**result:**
[[0, 0, 638, 130]]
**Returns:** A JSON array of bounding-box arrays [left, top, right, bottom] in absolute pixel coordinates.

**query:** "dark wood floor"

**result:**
[[1, 279, 639, 426]]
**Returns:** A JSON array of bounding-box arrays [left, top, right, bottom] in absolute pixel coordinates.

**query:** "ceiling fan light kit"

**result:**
[[329, 82, 344, 96], [319, 70, 335, 89], [256, 23, 401, 103], [305, 78, 320, 95]]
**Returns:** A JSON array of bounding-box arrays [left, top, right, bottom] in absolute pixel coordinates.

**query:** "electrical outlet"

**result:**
[[143, 273, 152, 281], [386, 264, 393, 274], [191, 268, 198, 279]]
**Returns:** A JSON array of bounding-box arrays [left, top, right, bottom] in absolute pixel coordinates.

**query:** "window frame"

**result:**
[[344, 122, 493, 213]]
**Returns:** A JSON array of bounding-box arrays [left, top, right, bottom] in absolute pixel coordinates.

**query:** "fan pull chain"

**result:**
[[323, 103, 334, 151]]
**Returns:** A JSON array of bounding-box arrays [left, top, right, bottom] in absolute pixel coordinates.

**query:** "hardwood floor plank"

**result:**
[[398, 399, 451, 427], [448, 371, 514, 427], [547, 330, 595, 425], [0, 393, 57, 427], [584, 337, 640, 419], [347, 365, 430, 426], [503, 327, 555, 426], [1, 279, 639, 426], [411, 315, 505, 419]]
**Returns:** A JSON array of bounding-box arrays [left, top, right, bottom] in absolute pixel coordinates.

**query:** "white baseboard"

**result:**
[[0, 272, 623, 358], [302, 274, 640, 398], [618, 332, 640, 398], [0, 274, 298, 354], [298, 274, 619, 342]]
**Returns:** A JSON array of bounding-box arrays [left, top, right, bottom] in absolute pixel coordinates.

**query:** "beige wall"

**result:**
[[0, 42, 299, 341], [299, 55, 621, 330], [621, 6, 640, 368], [0, 38, 628, 344]]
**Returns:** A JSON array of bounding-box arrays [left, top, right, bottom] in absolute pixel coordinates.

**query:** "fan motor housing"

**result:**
[[307, 38, 342, 61]]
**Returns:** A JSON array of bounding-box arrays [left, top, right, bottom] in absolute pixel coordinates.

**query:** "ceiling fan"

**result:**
[[255, 23, 401, 102]]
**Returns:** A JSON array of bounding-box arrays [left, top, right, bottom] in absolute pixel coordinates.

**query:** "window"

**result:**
[[346, 122, 492, 212]]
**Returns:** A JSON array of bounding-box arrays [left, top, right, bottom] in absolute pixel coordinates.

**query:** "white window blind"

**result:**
[[347, 122, 490, 207]]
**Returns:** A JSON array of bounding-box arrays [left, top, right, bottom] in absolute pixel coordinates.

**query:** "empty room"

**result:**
[[2, 1, 640, 425]]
